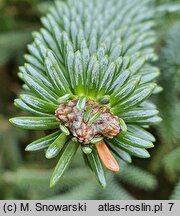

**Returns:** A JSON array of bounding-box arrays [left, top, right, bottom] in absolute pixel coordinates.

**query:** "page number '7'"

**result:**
[[168, 203, 174, 211]]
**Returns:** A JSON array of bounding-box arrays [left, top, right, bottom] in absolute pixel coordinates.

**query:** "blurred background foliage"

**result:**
[[0, 0, 180, 200]]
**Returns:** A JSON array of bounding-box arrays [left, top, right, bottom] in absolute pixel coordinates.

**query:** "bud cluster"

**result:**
[[55, 99, 120, 143]]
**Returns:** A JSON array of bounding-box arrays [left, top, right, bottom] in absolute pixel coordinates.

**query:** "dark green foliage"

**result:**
[[149, 20, 180, 198], [157, 23, 180, 143], [47, 159, 158, 199], [153, 23, 180, 171], [117, 164, 157, 191]]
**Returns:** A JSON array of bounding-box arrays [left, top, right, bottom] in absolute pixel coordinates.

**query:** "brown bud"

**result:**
[[55, 99, 120, 143]]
